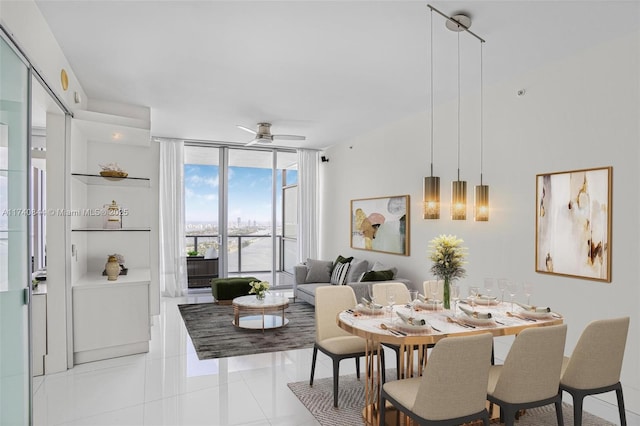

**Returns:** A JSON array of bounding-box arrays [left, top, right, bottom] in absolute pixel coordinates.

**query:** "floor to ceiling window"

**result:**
[[184, 145, 297, 288]]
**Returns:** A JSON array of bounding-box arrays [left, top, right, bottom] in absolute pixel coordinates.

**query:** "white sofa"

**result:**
[[293, 257, 419, 305]]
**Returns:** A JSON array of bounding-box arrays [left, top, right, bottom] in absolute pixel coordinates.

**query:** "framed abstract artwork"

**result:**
[[535, 166, 612, 282], [350, 195, 410, 256]]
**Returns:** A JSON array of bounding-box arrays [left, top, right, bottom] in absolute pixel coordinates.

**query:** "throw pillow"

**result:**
[[330, 261, 350, 285], [334, 255, 354, 267], [305, 259, 333, 283], [347, 258, 368, 283], [360, 269, 395, 282], [371, 261, 398, 278]]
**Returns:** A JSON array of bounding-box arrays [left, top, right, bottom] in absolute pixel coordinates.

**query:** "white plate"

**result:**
[[355, 304, 385, 315]]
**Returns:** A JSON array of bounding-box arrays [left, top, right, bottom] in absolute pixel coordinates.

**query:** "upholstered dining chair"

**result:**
[[310, 285, 372, 407], [487, 324, 567, 426], [371, 282, 417, 380], [560, 317, 630, 426], [422, 280, 444, 301], [379, 333, 494, 426]]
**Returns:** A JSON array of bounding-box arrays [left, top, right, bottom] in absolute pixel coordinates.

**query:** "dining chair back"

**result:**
[[372, 282, 410, 305], [560, 317, 629, 426], [310, 285, 371, 407], [380, 333, 493, 425], [423, 280, 444, 301], [488, 324, 567, 426]]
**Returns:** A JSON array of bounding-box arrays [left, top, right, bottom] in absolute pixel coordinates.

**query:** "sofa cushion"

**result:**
[[334, 255, 354, 268], [330, 261, 350, 285], [371, 260, 398, 278], [360, 269, 395, 282], [347, 258, 369, 283], [305, 259, 333, 283]]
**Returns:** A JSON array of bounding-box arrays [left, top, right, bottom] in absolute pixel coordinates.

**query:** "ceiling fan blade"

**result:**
[[272, 134, 306, 141], [245, 138, 260, 146], [237, 125, 257, 135]]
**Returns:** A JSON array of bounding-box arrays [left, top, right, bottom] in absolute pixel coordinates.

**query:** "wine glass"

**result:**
[[497, 278, 508, 304], [429, 280, 440, 310], [450, 283, 460, 317], [367, 285, 377, 314], [468, 286, 479, 309], [409, 290, 418, 315], [507, 281, 519, 311], [523, 282, 533, 305], [386, 288, 396, 320], [483, 278, 495, 300]]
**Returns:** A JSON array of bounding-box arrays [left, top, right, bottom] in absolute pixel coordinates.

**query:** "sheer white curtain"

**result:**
[[159, 139, 188, 297], [297, 149, 319, 262]]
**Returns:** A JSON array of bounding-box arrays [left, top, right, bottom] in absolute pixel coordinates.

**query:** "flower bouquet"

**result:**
[[249, 281, 270, 300], [428, 234, 467, 309]]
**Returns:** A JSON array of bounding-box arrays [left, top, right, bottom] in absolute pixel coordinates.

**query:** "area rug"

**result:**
[[178, 301, 315, 359], [287, 374, 615, 426]]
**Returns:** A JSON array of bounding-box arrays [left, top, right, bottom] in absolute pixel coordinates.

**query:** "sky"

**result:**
[[184, 164, 295, 226]]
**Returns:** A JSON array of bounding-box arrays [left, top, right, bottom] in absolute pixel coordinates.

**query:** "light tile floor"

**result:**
[[33, 292, 638, 426]]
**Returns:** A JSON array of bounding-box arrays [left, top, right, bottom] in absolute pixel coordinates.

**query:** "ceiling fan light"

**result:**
[[423, 176, 440, 219], [451, 180, 467, 220], [474, 184, 489, 222]]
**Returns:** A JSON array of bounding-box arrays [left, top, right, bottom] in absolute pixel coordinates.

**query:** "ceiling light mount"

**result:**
[[446, 14, 471, 32]]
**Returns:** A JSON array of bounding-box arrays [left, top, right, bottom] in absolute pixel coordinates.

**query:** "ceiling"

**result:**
[[35, 1, 639, 150]]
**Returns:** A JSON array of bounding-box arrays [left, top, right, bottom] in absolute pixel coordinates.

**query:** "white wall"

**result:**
[[322, 31, 640, 414]]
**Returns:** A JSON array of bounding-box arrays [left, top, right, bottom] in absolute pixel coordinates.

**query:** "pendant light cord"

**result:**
[[480, 41, 484, 186], [457, 30, 461, 182], [430, 9, 434, 177]]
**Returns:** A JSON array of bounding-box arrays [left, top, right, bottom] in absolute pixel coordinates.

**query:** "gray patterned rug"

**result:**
[[178, 300, 316, 359], [287, 373, 616, 426]]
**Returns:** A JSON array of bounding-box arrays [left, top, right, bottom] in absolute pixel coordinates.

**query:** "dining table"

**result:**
[[337, 299, 564, 426]]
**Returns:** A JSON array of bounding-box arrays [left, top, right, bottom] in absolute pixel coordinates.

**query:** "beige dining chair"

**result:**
[[371, 282, 418, 380], [560, 317, 630, 426], [487, 324, 567, 426], [310, 285, 376, 407], [379, 333, 494, 426]]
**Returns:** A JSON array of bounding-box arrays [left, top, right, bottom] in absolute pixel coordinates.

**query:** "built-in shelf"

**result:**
[[73, 110, 150, 147], [73, 268, 151, 289], [71, 173, 150, 187], [71, 227, 151, 232]]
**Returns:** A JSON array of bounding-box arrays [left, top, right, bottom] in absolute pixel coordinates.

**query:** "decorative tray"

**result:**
[[100, 170, 129, 178]]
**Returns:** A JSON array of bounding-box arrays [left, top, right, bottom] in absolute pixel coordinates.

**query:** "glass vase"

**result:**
[[443, 277, 451, 310], [256, 292, 265, 300]]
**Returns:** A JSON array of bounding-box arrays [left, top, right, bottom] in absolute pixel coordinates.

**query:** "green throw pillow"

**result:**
[[360, 270, 394, 282], [335, 255, 353, 264]]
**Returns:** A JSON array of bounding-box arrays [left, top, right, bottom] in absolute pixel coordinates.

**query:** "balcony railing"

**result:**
[[185, 234, 296, 275]]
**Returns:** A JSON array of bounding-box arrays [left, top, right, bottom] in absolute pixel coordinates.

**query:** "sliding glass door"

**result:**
[[184, 145, 297, 288], [0, 34, 31, 425]]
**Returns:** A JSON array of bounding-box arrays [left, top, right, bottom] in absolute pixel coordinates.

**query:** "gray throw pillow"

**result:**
[[305, 259, 333, 283], [347, 259, 369, 283]]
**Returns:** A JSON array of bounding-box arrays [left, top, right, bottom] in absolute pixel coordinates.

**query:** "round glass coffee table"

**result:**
[[232, 295, 290, 331]]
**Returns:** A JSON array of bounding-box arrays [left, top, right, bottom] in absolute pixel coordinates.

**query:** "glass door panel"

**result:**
[[0, 35, 30, 425], [227, 149, 274, 280], [278, 151, 298, 275]]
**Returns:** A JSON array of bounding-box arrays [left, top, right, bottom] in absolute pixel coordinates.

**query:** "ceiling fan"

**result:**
[[237, 122, 306, 146]]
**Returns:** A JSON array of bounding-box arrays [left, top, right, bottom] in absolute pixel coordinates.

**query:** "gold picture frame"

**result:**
[[535, 166, 612, 282], [350, 195, 410, 256]]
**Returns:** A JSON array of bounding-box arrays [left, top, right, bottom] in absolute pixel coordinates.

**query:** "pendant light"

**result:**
[[424, 8, 440, 219], [451, 28, 467, 220], [475, 41, 490, 221]]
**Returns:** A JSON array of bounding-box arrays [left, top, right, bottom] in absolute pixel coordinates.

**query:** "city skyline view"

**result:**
[[184, 164, 292, 228]]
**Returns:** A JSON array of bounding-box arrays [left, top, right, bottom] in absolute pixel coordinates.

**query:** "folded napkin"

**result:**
[[459, 304, 492, 319], [360, 297, 383, 309], [515, 301, 550, 313], [396, 311, 426, 326]]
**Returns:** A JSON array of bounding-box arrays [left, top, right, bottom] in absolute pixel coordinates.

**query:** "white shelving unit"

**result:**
[[69, 107, 159, 364]]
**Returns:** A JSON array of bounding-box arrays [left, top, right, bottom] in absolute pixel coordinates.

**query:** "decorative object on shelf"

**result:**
[[102, 253, 128, 277], [103, 200, 123, 229], [428, 234, 467, 309], [249, 280, 270, 300], [99, 162, 128, 178], [535, 166, 612, 282], [105, 255, 121, 281], [350, 195, 410, 256]]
